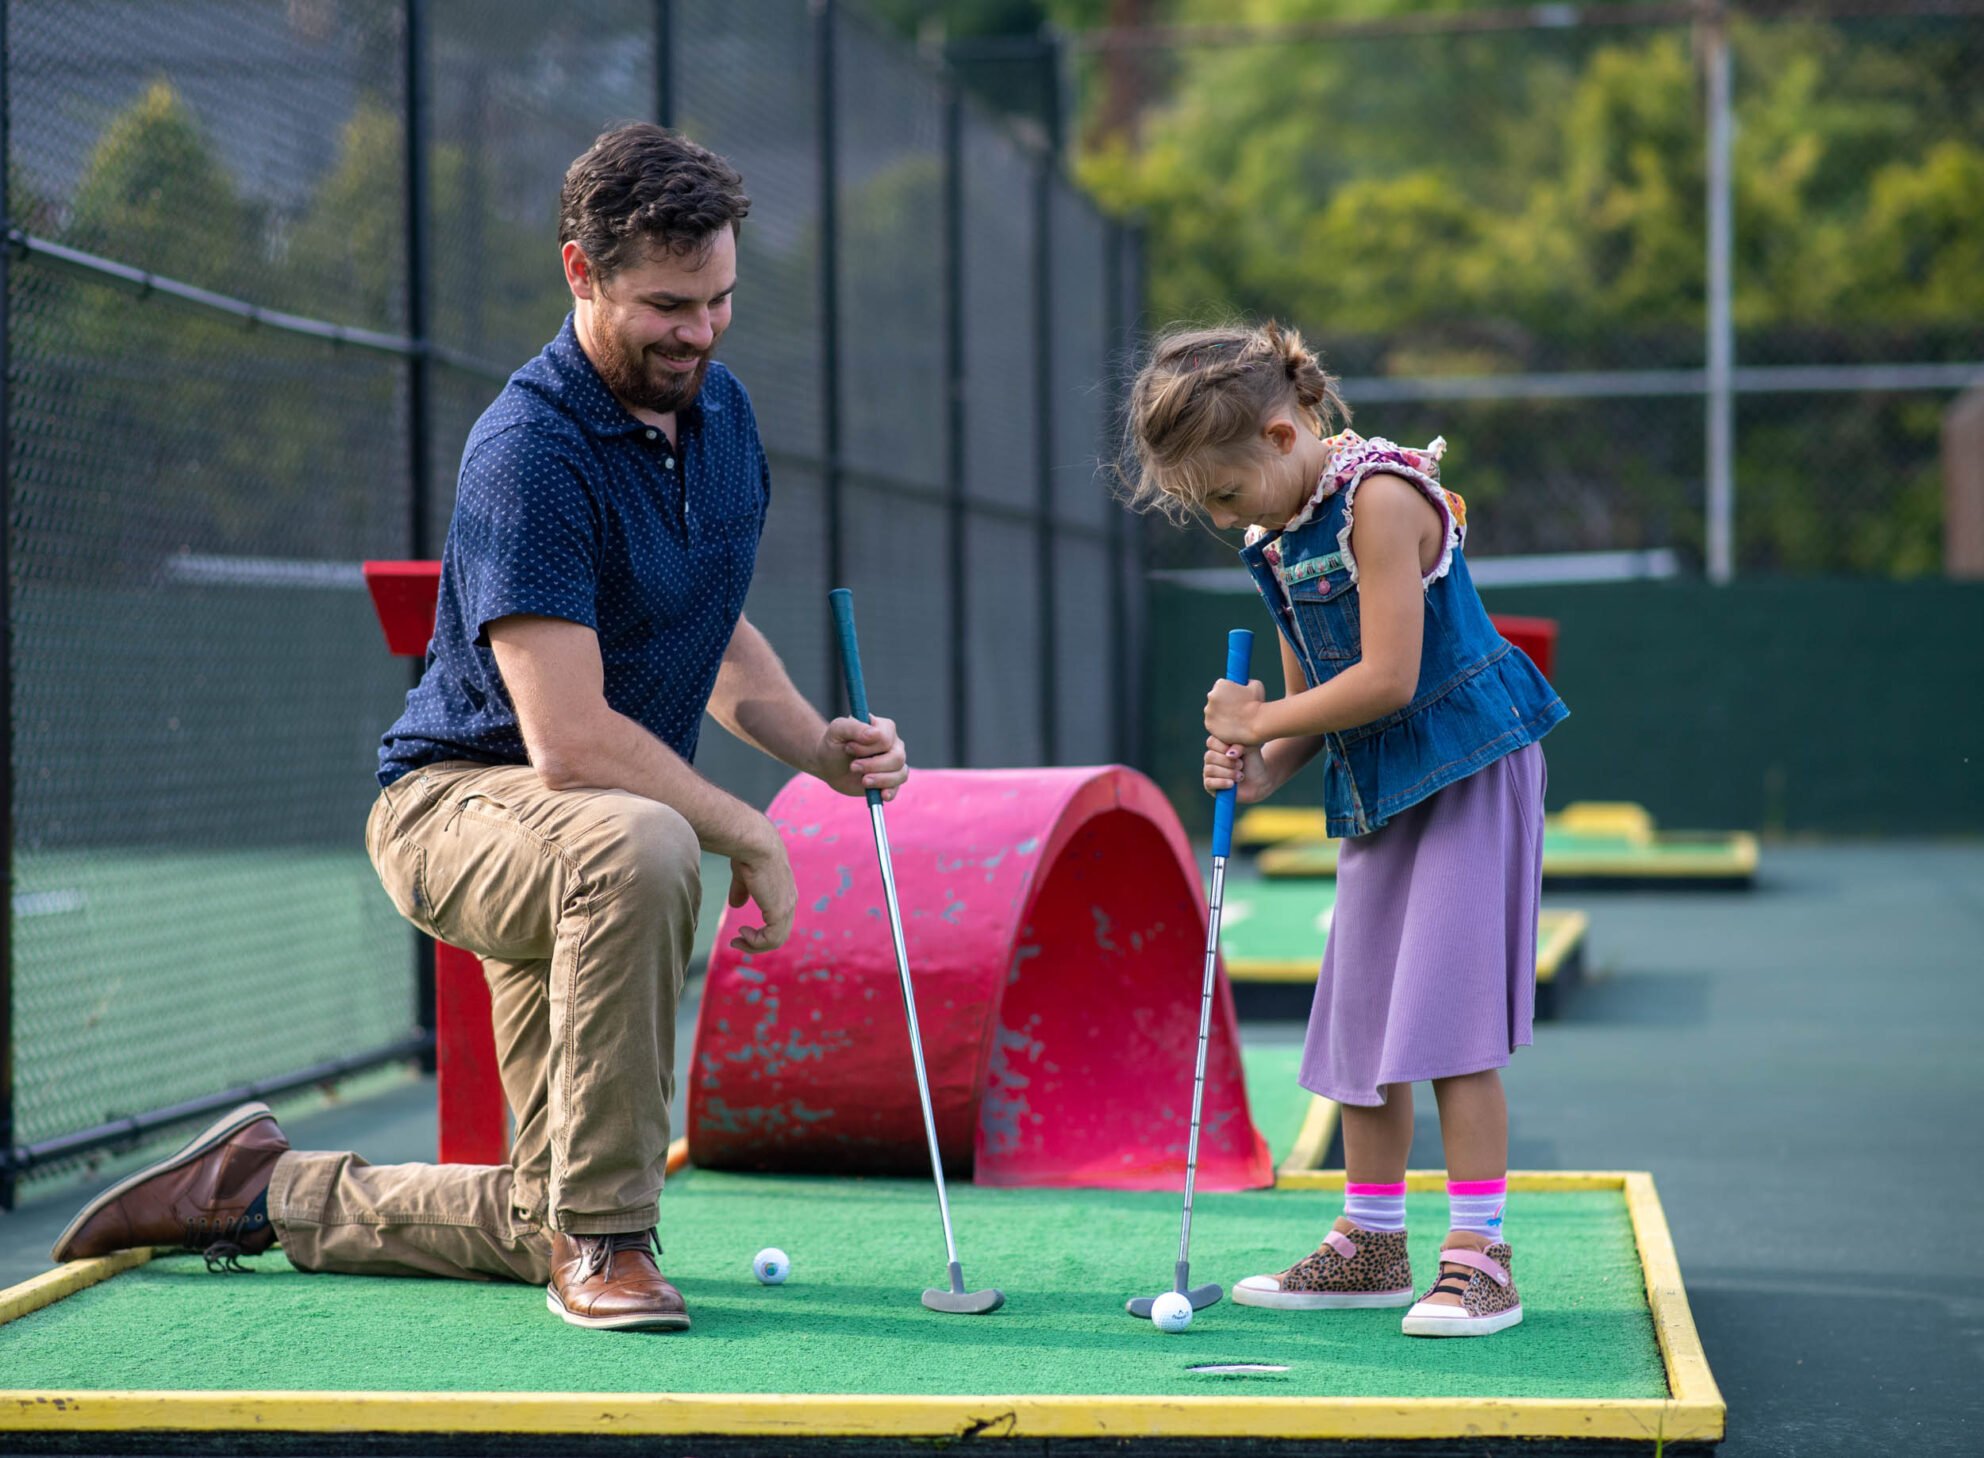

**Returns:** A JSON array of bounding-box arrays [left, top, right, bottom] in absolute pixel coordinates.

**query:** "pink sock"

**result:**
[[1343, 1181, 1406, 1233], [1448, 1178, 1507, 1240]]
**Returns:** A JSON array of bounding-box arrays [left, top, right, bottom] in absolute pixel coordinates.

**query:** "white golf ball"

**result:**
[[1150, 1291, 1194, 1333], [752, 1247, 790, 1285]]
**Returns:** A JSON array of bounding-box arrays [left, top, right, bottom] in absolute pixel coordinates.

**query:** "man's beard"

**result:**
[[593, 325, 713, 415]]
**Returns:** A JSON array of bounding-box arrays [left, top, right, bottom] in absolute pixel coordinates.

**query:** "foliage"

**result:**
[[1061, 6, 1982, 573]]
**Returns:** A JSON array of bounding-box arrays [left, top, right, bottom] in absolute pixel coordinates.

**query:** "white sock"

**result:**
[[1447, 1178, 1507, 1241], [1343, 1181, 1407, 1233]]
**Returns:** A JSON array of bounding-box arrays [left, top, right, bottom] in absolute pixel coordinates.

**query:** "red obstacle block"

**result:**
[[1490, 613, 1558, 681], [363, 559, 443, 657], [361, 560, 508, 1168], [688, 766, 1274, 1192]]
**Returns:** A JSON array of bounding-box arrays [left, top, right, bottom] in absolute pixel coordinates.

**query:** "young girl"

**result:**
[[1125, 322, 1566, 1338]]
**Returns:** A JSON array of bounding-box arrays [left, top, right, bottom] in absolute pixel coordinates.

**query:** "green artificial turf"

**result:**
[[1223, 881, 1337, 970], [0, 1179, 1666, 1400], [1238, 1041, 1312, 1166], [1262, 831, 1750, 878]]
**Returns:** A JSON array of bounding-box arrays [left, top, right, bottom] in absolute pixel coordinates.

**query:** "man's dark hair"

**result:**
[[559, 123, 751, 276]]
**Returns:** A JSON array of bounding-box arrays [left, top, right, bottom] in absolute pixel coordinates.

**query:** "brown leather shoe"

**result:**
[[50, 1102, 288, 1269], [547, 1230, 690, 1331]]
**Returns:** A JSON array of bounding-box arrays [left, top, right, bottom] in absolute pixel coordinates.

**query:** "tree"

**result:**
[[1066, 7, 1983, 573]]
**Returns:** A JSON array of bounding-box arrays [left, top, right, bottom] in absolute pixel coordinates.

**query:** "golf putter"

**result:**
[[829, 588, 1005, 1316], [1127, 627, 1253, 1319]]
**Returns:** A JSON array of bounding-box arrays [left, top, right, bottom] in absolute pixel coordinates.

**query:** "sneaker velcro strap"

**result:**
[[1437, 1248, 1509, 1287], [1323, 1230, 1358, 1260]]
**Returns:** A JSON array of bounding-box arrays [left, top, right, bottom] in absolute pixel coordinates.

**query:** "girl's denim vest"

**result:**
[[1238, 435, 1567, 838]]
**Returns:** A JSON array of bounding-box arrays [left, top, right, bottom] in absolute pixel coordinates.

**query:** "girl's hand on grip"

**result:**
[[1204, 677, 1267, 746], [1204, 735, 1272, 804]]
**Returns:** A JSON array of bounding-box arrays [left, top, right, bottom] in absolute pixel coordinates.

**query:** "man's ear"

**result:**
[[562, 241, 596, 301]]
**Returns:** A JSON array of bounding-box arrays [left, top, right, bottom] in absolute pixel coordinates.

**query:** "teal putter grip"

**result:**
[[1210, 628, 1255, 859], [828, 588, 882, 807]]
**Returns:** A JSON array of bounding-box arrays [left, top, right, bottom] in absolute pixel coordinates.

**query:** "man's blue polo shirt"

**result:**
[[378, 314, 769, 787]]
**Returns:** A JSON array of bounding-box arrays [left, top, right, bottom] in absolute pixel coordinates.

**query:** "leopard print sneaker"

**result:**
[[1231, 1226, 1413, 1310], [1401, 1242, 1522, 1337]]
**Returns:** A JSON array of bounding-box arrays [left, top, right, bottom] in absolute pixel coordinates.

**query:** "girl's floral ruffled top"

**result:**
[[1244, 431, 1466, 592]]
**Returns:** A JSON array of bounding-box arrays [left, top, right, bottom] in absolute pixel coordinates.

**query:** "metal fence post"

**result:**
[[656, 0, 674, 128], [1103, 219, 1128, 767], [1, 0, 16, 1211], [815, 0, 844, 706], [944, 79, 970, 765], [1032, 36, 1060, 764], [404, 0, 437, 1069], [1704, 2, 1735, 582], [1125, 219, 1150, 772]]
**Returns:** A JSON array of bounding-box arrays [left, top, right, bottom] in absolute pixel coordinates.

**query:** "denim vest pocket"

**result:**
[[1289, 569, 1361, 664]]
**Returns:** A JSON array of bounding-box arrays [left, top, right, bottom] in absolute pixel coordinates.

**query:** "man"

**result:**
[[51, 124, 908, 1332]]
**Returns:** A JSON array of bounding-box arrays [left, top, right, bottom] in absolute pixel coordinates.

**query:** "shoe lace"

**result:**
[[184, 1211, 268, 1274], [1430, 1264, 1473, 1300], [574, 1229, 657, 1284]]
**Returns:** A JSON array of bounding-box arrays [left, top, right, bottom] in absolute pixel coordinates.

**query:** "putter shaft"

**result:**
[[866, 797, 962, 1272], [1176, 852, 1226, 1283]]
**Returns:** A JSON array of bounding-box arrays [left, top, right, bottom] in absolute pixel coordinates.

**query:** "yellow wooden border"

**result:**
[[1260, 832, 1758, 883], [1540, 832, 1758, 881], [1624, 1171, 1725, 1426], [1257, 839, 1341, 876], [0, 1169, 1722, 1445], [1232, 805, 1331, 848], [0, 1389, 1717, 1442], [1274, 1168, 1636, 1193], [1275, 1096, 1340, 1177], [0, 1248, 152, 1326], [1229, 908, 1586, 986], [1535, 908, 1589, 984]]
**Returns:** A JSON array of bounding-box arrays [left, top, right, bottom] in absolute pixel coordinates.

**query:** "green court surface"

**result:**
[[0, 1180, 1665, 1402]]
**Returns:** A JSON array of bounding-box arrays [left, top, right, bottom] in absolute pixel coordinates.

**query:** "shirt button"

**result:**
[[664, 457, 676, 470], [644, 428, 658, 441]]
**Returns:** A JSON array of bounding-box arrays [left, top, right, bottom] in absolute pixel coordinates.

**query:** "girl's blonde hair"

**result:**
[[1120, 321, 1348, 523]]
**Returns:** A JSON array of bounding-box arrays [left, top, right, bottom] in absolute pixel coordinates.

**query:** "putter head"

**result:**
[[1125, 1282, 1224, 1318], [922, 1286, 1005, 1315]]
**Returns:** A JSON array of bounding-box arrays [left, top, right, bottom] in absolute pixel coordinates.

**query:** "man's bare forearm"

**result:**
[[707, 616, 828, 775], [545, 707, 769, 861]]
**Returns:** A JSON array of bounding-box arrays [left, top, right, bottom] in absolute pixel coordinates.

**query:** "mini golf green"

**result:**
[[0, 1178, 1666, 1401], [1239, 1041, 1312, 1165], [1258, 829, 1756, 885], [1219, 879, 1586, 1019]]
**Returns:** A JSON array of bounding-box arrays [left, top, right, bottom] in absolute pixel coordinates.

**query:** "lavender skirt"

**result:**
[[1297, 742, 1546, 1107]]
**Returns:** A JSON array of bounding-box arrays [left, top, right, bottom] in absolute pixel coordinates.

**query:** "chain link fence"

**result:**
[[1, 0, 1142, 1203]]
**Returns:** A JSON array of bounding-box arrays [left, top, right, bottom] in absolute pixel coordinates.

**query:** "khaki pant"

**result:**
[[270, 761, 701, 1284]]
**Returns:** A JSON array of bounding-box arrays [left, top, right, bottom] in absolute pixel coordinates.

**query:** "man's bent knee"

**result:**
[[596, 798, 701, 919]]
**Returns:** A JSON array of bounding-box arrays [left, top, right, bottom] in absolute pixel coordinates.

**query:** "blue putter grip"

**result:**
[[828, 589, 883, 807], [1210, 628, 1255, 859]]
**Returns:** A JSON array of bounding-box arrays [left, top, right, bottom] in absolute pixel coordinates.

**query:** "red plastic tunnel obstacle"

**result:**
[[688, 765, 1275, 1192]]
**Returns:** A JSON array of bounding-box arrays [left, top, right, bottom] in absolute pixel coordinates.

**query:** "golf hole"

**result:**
[[1186, 1362, 1291, 1378]]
